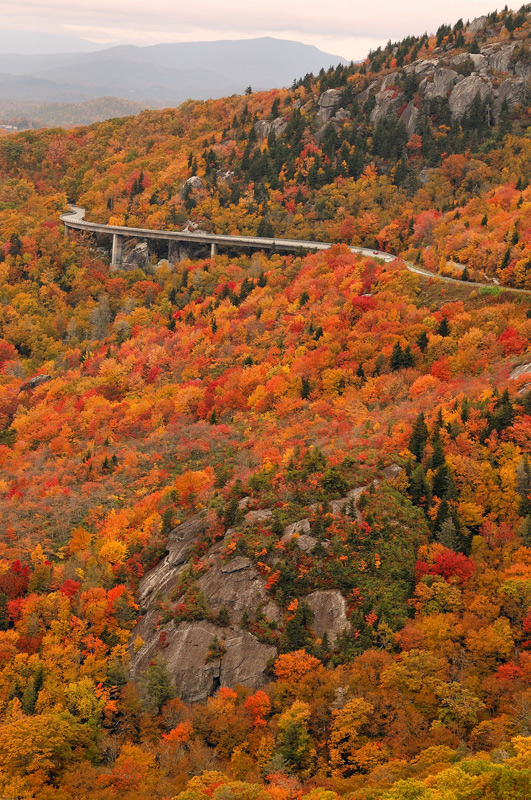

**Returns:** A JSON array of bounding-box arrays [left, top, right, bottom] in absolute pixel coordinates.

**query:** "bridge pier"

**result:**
[[111, 234, 123, 269], [210, 243, 218, 258]]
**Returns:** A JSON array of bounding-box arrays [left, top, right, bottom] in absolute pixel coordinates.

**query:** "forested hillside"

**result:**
[[0, 8, 531, 800]]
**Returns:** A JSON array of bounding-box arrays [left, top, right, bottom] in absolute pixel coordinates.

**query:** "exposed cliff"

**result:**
[[129, 466, 410, 703]]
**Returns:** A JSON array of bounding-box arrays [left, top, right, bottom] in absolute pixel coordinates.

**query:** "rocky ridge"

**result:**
[[252, 25, 531, 145], [129, 466, 403, 702]]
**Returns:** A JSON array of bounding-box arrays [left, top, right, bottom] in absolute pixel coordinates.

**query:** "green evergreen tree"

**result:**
[[409, 413, 429, 461]]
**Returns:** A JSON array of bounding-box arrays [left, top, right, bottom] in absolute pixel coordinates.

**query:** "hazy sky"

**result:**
[[5, 0, 499, 59]]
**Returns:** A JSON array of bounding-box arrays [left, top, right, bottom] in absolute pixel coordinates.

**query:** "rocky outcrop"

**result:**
[[468, 16, 487, 36], [399, 101, 419, 136], [254, 117, 288, 140], [509, 362, 531, 381], [168, 240, 203, 264], [137, 514, 207, 607], [19, 374, 52, 392], [449, 74, 492, 119], [197, 550, 280, 624], [121, 239, 150, 270], [306, 590, 349, 644], [130, 620, 275, 703], [315, 88, 342, 127], [371, 89, 404, 125], [493, 77, 527, 120], [482, 42, 517, 74], [423, 68, 461, 101], [450, 52, 488, 72], [514, 60, 531, 81], [180, 175, 203, 194], [129, 512, 279, 702], [129, 469, 401, 702], [413, 59, 439, 76]]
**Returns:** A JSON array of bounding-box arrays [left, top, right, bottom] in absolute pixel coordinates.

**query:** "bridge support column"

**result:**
[[111, 234, 123, 269], [210, 243, 218, 258]]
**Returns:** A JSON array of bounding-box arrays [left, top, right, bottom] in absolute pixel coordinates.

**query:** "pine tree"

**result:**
[[409, 413, 429, 461], [390, 343, 403, 371], [417, 331, 429, 352], [437, 317, 451, 337]]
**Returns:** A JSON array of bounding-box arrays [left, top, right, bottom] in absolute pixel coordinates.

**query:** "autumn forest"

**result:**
[[2, 6, 531, 800]]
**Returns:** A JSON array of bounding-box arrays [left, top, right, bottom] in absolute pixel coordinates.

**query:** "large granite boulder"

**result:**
[[423, 68, 461, 101], [414, 59, 439, 76], [254, 117, 287, 141], [449, 74, 492, 119], [315, 88, 342, 126], [318, 88, 343, 108], [179, 176, 203, 197]]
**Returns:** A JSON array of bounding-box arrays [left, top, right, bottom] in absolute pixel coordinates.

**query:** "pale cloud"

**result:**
[[1, 0, 497, 60]]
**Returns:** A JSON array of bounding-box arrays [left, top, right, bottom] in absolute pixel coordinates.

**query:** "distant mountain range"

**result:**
[[0, 36, 347, 128]]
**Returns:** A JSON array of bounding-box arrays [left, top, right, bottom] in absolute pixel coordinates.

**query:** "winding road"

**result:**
[[60, 206, 530, 295]]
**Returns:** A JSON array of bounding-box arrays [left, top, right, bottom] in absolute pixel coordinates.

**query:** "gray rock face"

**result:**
[[382, 463, 404, 481], [515, 60, 531, 81], [129, 511, 279, 702], [315, 107, 334, 127], [168, 240, 201, 264], [450, 53, 487, 72], [356, 80, 378, 107], [381, 72, 399, 91], [283, 519, 311, 541], [121, 239, 150, 270], [423, 68, 460, 101], [181, 175, 203, 193], [371, 89, 404, 124], [486, 43, 517, 74], [254, 117, 287, 140], [197, 551, 278, 624], [449, 74, 492, 119], [315, 107, 351, 141], [315, 88, 342, 126], [509, 362, 531, 381], [319, 88, 343, 108], [468, 16, 487, 35], [296, 534, 319, 553], [400, 101, 419, 136], [306, 590, 349, 644], [493, 77, 527, 120], [137, 514, 207, 607], [254, 119, 272, 139], [245, 508, 273, 524], [414, 59, 439, 76], [271, 117, 288, 137], [333, 107, 351, 124], [131, 621, 275, 704]]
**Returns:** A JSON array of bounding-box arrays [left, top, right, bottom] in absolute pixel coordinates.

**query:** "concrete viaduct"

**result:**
[[60, 206, 530, 294], [59, 206, 395, 268]]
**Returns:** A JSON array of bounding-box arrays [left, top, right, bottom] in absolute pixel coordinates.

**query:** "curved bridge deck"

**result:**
[[60, 206, 395, 267], [60, 206, 530, 294]]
